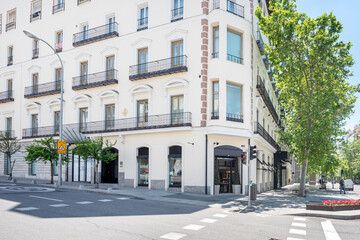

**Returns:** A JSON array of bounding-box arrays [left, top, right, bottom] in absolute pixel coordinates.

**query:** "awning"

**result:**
[[62, 128, 88, 144], [214, 145, 243, 158]]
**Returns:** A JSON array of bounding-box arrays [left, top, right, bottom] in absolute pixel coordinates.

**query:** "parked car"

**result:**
[[344, 179, 354, 191]]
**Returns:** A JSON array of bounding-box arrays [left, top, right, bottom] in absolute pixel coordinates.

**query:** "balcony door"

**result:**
[[108, 16, 115, 33], [173, 0, 184, 16], [171, 95, 184, 124], [7, 79, 12, 98], [31, 114, 38, 136], [138, 48, 148, 73], [6, 117, 12, 137], [171, 40, 183, 67], [139, 7, 148, 27], [32, 73, 38, 94], [82, 25, 88, 40], [79, 107, 88, 132], [137, 100, 148, 127], [54, 111, 60, 134], [80, 61, 88, 85], [55, 68, 62, 90], [105, 104, 115, 130], [106, 55, 115, 80]]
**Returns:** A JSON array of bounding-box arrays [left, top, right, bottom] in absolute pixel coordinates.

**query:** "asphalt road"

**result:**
[[0, 183, 359, 240]]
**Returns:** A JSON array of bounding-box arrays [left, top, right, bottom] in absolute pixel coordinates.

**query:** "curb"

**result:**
[[288, 212, 360, 220]]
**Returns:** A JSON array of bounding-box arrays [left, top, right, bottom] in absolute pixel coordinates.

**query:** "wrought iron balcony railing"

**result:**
[[0, 130, 15, 139], [171, 7, 183, 22], [211, 112, 219, 120], [254, 122, 280, 151], [30, 11, 41, 22], [22, 112, 192, 139], [73, 22, 119, 47], [226, 113, 243, 123], [227, 53, 242, 64], [53, 2, 65, 13], [263, 55, 269, 69], [212, 52, 219, 58], [0, 91, 14, 103], [72, 69, 118, 90], [32, 48, 39, 59], [256, 76, 279, 124], [129, 55, 188, 80], [256, 31, 265, 55], [7, 56, 13, 66], [6, 22, 16, 32], [137, 17, 148, 31], [24, 81, 61, 98], [227, 0, 244, 18], [77, 0, 91, 5]]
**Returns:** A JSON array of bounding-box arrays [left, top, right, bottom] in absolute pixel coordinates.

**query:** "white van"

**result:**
[[344, 180, 354, 191]]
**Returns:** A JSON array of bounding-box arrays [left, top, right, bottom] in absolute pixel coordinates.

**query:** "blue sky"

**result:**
[[296, 0, 359, 131]]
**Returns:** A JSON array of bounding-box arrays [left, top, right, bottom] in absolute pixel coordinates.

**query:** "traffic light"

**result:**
[[241, 153, 246, 164], [250, 145, 257, 160]]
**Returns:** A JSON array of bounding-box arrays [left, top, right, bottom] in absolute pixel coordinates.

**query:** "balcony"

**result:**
[[73, 23, 119, 47], [171, 7, 183, 22], [6, 22, 16, 32], [129, 55, 188, 80], [226, 0, 244, 18], [226, 113, 243, 123], [22, 112, 192, 139], [0, 130, 15, 139], [254, 122, 280, 151], [256, 76, 279, 124], [32, 48, 39, 59], [227, 54, 242, 64], [263, 55, 269, 69], [7, 56, 13, 66], [211, 112, 219, 120], [256, 31, 265, 55], [77, 0, 91, 5], [24, 81, 61, 99], [53, 2, 65, 13], [137, 17, 148, 31], [30, 11, 41, 22], [73, 69, 118, 90], [0, 91, 14, 103]]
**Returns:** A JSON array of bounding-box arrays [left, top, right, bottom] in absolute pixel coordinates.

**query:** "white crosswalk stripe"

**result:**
[[289, 228, 306, 236], [49, 204, 69, 208], [15, 207, 39, 211], [98, 199, 113, 202], [183, 224, 204, 231], [294, 217, 306, 222], [321, 220, 342, 240], [287, 237, 305, 240], [76, 201, 93, 204], [160, 232, 187, 240], [116, 197, 130, 200], [213, 214, 228, 218], [292, 222, 306, 228], [200, 218, 218, 223]]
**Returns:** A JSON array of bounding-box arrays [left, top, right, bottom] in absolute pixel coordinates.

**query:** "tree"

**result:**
[[0, 132, 22, 180], [73, 136, 117, 188], [256, 0, 358, 196], [340, 139, 360, 179], [25, 136, 63, 184]]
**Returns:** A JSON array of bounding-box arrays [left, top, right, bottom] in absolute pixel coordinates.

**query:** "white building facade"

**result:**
[[0, 0, 290, 194]]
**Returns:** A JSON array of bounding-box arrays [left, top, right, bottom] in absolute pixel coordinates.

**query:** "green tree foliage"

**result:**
[[256, 0, 357, 196], [73, 136, 117, 188], [340, 139, 360, 179], [25, 136, 65, 184], [0, 132, 21, 180]]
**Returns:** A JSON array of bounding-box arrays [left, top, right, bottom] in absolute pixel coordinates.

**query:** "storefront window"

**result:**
[[169, 146, 182, 188], [137, 147, 149, 186]]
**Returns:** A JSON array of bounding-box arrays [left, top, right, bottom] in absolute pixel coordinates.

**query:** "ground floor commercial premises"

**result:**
[[0, 126, 291, 195]]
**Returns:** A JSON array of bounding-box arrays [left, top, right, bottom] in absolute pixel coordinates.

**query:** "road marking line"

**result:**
[[292, 222, 306, 228], [287, 237, 305, 240], [183, 224, 204, 231], [213, 214, 228, 218], [160, 232, 187, 240], [294, 217, 306, 222], [15, 207, 39, 211], [321, 220, 341, 240], [76, 201, 93, 204], [289, 228, 306, 236], [98, 199, 113, 202], [200, 218, 218, 223], [49, 204, 69, 208], [116, 197, 130, 200], [29, 195, 63, 202]]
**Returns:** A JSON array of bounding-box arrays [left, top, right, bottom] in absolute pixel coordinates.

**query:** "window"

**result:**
[[171, 40, 184, 67], [8, 46, 13, 66], [213, 27, 219, 58], [138, 48, 148, 73], [0, 14, 2, 34], [80, 61, 88, 84], [172, 0, 184, 21], [226, 83, 242, 122], [212, 82, 219, 119], [55, 31, 63, 52], [171, 95, 184, 124], [55, 68, 62, 90], [108, 16, 115, 33], [32, 73, 38, 94], [54, 111, 60, 134], [79, 107, 88, 131], [6, 9, 16, 31], [137, 100, 148, 127], [6, 117, 12, 137], [31, 162, 36, 175], [137, 147, 149, 186], [31, 114, 38, 136], [33, 39, 39, 59], [105, 104, 115, 130], [106, 55, 115, 80], [81, 24, 88, 41], [7, 79, 13, 98], [138, 6, 148, 30], [30, 0, 42, 22], [169, 146, 182, 188], [227, 30, 242, 63], [77, 0, 90, 5], [53, 0, 65, 14]]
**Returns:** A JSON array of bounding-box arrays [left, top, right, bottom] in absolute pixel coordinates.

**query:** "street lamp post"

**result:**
[[23, 30, 64, 186]]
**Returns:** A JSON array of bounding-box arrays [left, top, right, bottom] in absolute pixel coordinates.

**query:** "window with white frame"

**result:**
[[6, 9, 16, 31], [55, 30, 63, 52], [137, 5, 148, 31], [227, 29, 242, 64], [30, 0, 41, 22]]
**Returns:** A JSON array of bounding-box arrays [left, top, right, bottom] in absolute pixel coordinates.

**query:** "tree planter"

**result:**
[[232, 184, 241, 194], [214, 185, 220, 195], [306, 204, 360, 211]]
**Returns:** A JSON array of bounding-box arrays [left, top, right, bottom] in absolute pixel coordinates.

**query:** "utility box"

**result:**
[[250, 184, 257, 201]]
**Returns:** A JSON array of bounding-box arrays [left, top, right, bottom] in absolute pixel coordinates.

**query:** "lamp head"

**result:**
[[23, 30, 40, 40]]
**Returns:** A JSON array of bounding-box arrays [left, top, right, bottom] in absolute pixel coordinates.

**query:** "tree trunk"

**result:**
[[8, 158, 16, 181], [50, 162, 54, 184], [299, 158, 308, 197], [95, 161, 99, 189]]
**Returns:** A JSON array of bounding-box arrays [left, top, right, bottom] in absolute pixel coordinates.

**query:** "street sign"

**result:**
[[57, 141, 66, 154]]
